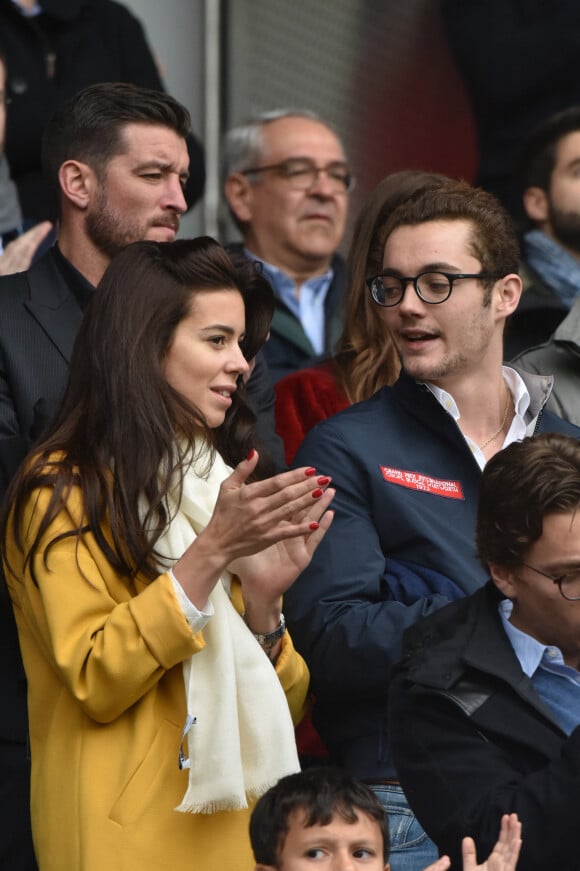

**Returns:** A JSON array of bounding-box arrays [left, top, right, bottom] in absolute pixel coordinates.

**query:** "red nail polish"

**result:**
[[317, 476, 330, 485], [309, 521, 320, 531], [304, 467, 316, 477], [246, 449, 255, 461], [312, 488, 323, 498]]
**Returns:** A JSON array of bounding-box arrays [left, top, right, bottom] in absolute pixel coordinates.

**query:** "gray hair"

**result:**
[[220, 108, 342, 187]]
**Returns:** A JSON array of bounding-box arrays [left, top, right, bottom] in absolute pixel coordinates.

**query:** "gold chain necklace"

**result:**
[[478, 385, 511, 452]]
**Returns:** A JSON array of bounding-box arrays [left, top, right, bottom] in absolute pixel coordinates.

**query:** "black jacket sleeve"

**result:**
[[389, 675, 580, 871]]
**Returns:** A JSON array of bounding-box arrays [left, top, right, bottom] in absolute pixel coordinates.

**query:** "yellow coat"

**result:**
[[4, 484, 309, 871]]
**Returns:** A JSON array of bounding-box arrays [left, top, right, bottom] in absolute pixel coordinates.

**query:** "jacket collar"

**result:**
[[401, 581, 562, 727], [510, 365, 553, 419], [549, 297, 580, 353], [392, 367, 553, 429], [24, 246, 85, 361]]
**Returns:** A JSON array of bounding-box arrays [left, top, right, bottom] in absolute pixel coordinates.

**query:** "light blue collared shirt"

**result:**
[[245, 248, 333, 355], [499, 599, 580, 735]]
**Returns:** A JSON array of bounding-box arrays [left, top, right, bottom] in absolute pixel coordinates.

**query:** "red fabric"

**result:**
[[274, 363, 350, 466], [275, 362, 350, 760], [294, 696, 329, 761]]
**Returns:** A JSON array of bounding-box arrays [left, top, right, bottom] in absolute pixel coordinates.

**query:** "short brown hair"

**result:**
[[381, 178, 520, 281], [334, 170, 450, 403], [477, 433, 580, 568], [41, 82, 191, 195], [517, 106, 580, 194]]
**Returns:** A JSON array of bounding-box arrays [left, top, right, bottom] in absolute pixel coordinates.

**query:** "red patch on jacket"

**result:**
[[380, 466, 464, 500]]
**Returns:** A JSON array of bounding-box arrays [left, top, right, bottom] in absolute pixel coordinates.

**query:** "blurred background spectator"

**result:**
[[443, 0, 580, 218], [0, 48, 52, 274], [0, 0, 205, 223]]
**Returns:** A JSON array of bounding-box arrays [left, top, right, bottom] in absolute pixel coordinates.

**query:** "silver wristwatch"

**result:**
[[251, 613, 287, 651]]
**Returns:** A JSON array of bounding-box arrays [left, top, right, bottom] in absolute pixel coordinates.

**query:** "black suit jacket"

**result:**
[[390, 582, 580, 871], [0, 247, 83, 500], [0, 247, 83, 745]]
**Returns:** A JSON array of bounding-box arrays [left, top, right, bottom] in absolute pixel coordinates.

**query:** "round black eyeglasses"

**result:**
[[521, 562, 580, 601], [366, 271, 498, 307]]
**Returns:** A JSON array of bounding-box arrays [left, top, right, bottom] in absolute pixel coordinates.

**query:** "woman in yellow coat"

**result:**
[[1, 238, 335, 871]]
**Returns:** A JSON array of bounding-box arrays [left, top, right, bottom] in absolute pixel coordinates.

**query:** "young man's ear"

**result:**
[[489, 563, 518, 600], [254, 864, 277, 871], [522, 185, 549, 224], [493, 273, 522, 319], [58, 160, 97, 210]]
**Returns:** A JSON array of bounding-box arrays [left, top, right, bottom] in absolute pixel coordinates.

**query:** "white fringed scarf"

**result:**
[[153, 443, 300, 814]]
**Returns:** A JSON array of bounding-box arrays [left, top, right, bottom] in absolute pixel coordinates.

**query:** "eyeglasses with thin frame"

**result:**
[[521, 562, 580, 601], [240, 158, 355, 193], [366, 270, 498, 307]]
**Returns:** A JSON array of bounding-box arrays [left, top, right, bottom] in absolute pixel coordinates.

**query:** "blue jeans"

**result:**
[[369, 783, 438, 871]]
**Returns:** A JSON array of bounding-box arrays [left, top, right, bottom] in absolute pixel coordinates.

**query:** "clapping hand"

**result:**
[[174, 450, 334, 617], [424, 815, 522, 871], [0, 222, 52, 275], [225, 451, 335, 604]]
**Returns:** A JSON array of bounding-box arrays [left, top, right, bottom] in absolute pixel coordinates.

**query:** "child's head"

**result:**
[[250, 767, 390, 870]]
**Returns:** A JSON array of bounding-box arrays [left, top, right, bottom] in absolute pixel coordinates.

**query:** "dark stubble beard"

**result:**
[[548, 203, 580, 255], [85, 190, 144, 260]]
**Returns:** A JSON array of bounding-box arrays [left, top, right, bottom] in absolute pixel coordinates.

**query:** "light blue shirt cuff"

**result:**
[[168, 568, 214, 633]]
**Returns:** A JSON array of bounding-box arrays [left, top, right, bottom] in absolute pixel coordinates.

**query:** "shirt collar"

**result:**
[[499, 599, 547, 677], [243, 247, 333, 293], [424, 367, 531, 469], [51, 243, 94, 310], [425, 365, 530, 422]]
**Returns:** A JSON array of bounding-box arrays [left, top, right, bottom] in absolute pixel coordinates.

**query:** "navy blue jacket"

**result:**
[[284, 371, 580, 780], [389, 581, 580, 871]]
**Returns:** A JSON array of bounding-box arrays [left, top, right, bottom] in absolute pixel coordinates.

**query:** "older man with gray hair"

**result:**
[[223, 109, 352, 381]]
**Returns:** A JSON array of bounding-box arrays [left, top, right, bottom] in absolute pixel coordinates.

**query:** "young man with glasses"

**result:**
[[389, 432, 580, 871], [284, 179, 579, 871], [223, 110, 352, 381]]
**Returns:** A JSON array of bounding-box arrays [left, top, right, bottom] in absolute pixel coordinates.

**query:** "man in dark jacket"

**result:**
[[514, 293, 580, 428], [222, 110, 350, 381], [389, 433, 580, 871], [0, 50, 52, 274], [0, 0, 205, 221], [284, 179, 580, 871], [506, 107, 580, 358]]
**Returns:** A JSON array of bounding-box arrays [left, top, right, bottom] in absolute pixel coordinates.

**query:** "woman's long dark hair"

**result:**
[[2, 237, 274, 585]]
